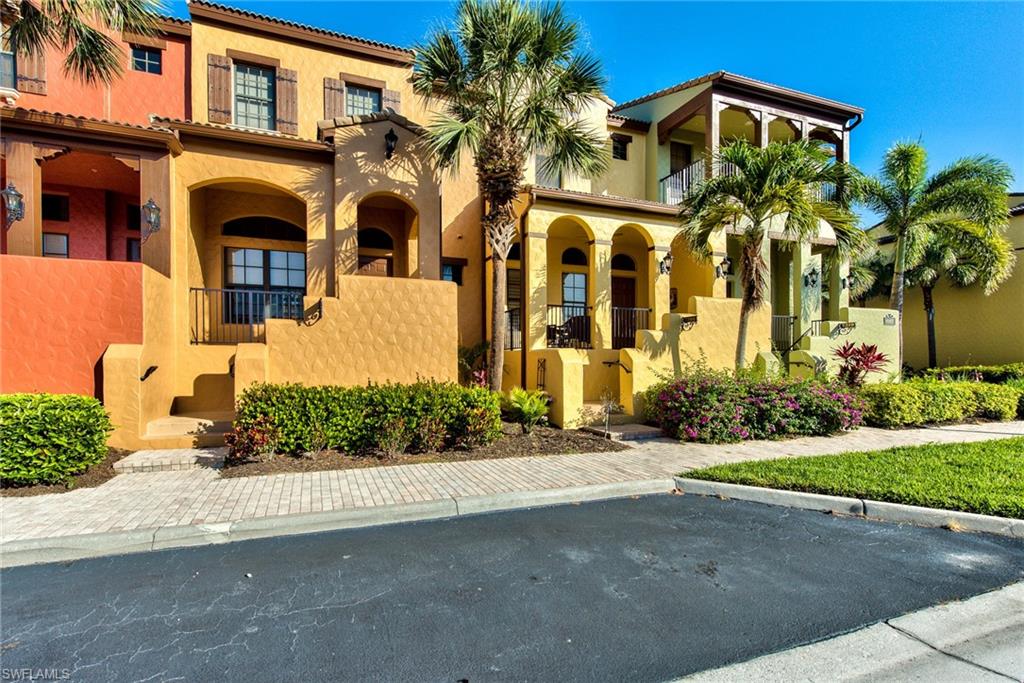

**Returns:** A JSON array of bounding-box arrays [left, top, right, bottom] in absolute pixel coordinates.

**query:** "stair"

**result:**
[[582, 423, 665, 442], [580, 402, 637, 427], [114, 447, 227, 473], [143, 410, 234, 448]]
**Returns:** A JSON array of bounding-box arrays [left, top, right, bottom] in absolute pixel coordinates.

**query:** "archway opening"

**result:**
[[356, 194, 418, 278]]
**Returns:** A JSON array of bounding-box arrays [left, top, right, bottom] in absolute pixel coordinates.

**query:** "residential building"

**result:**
[[0, 1, 898, 447]]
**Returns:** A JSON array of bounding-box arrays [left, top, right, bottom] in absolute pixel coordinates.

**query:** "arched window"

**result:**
[[223, 216, 305, 242], [561, 247, 587, 266], [611, 254, 636, 271], [357, 227, 394, 250]]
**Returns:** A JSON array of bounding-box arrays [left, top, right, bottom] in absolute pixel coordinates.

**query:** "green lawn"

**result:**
[[686, 437, 1024, 519]]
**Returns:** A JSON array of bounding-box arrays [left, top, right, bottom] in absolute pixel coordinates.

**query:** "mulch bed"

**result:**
[[220, 423, 628, 479], [0, 448, 133, 497]]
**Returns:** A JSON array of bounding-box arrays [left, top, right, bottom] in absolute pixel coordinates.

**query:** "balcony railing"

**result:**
[[547, 304, 591, 349], [504, 307, 522, 350], [658, 159, 706, 204], [813, 182, 837, 202], [190, 287, 305, 344], [771, 315, 796, 353], [611, 306, 650, 349], [0, 51, 14, 91]]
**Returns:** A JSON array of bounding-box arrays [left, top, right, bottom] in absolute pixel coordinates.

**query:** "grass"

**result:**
[[685, 437, 1024, 519]]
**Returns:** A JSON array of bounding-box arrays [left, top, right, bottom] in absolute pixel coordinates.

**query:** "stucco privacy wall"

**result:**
[[790, 307, 902, 381], [620, 296, 772, 415], [0, 256, 143, 396], [249, 275, 458, 388]]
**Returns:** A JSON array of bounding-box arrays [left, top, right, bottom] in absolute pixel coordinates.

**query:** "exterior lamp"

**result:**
[[804, 266, 820, 288], [141, 198, 161, 243], [659, 252, 673, 275], [2, 181, 24, 229], [715, 256, 731, 279], [384, 127, 398, 160]]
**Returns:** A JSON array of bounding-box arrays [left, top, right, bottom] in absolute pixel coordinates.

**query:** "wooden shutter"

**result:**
[[323, 77, 345, 120], [382, 89, 401, 115], [15, 49, 46, 95], [207, 54, 232, 123], [276, 68, 298, 135]]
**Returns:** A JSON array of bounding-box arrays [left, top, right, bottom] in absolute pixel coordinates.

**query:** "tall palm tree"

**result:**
[[679, 139, 864, 369], [413, 0, 608, 391], [856, 226, 1014, 368], [857, 142, 1012, 360], [3, 0, 162, 84]]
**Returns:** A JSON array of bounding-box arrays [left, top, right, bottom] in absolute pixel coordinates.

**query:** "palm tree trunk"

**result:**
[[734, 237, 766, 370], [735, 302, 751, 369], [889, 235, 907, 371], [489, 254, 507, 392], [923, 285, 937, 369]]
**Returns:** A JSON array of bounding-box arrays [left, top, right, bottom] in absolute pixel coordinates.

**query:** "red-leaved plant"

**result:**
[[834, 342, 890, 387]]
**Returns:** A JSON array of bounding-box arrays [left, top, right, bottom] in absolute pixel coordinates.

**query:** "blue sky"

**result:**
[[169, 1, 1024, 212]]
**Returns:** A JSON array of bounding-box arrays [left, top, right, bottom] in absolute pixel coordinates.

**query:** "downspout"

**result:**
[[843, 112, 863, 133], [520, 191, 536, 390]]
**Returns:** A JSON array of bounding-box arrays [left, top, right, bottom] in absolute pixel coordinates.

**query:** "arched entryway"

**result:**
[[610, 224, 654, 349], [546, 216, 594, 348], [356, 193, 418, 278]]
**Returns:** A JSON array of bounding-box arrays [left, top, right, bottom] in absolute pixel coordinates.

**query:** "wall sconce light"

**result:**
[[141, 198, 161, 243], [803, 266, 820, 288], [659, 252, 673, 275], [840, 276, 850, 290], [2, 181, 24, 229], [384, 127, 398, 160], [715, 256, 731, 279]]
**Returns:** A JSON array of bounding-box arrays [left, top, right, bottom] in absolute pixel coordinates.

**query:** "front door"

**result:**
[[612, 276, 638, 349], [358, 255, 393, 277], [670, 142, 692, 174]]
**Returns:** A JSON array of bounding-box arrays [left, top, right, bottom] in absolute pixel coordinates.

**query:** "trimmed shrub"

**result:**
[[1005, 379, 1024, 418], [0, 393, 112, 486], [640, 368, 863, 444], [922, 363, 1024, 384], [233, 380, 502, 459], [860, 380, 1019, 427]]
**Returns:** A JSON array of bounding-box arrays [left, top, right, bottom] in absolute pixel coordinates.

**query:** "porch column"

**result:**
[[704, 96, 722, 178], [710, 231, 728, 298], [590, 239, 613, 349], [760, 235, 773, 313], [755, 112, 772, 148], [3, 138, 42, 256], [139, 152, 172, 278], [828, 250, 850, 320], [648, 245, 671, 329], [837, 131, 850, 164], [791, 241, 822, 339], [523, 222, 548, 351]]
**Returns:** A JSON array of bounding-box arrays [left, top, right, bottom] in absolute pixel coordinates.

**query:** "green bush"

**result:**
[[233, 380, 502, 458], [0, 393, 112, 486], [504, 388, 549, 434], [922, 363, 1024, 384], [1005, 379, 1024, 418], [860, 380, 1019, 427]]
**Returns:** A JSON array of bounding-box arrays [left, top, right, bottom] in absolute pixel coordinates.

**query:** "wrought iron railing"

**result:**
[[0, 52, 14, 90], [771, 315, 796, 353], [504, 308, 522, 350], [546, 304, 591, 349], [611, 306, 650, 349], [190, 287, 305, 344], [813, 182, 837, 202], [658, 159, 705, 204]]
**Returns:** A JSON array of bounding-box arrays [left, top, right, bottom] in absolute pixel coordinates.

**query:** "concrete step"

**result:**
[[580, 402, 636, 427], [144, 411, 234, 448], [114, 447, 227, 473], [581, 423, 665, 442]]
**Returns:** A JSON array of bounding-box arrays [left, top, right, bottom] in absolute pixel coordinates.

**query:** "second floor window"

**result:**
[[131, 46, 161, 74], [535, 153, 561, 188], [612, 137, 629, 161], [42, 233, 69, 258], [234, 63, 276, 131], [0, 48, 14, 90], [346, 85, 381, 117], [42, 194, 70, 222]]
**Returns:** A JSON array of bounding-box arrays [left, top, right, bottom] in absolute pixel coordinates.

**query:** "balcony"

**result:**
[[546, 304, 591, 349], [611, 306, 650, 349], [658, 159, 705, 204], [190, 287, 305, 344]]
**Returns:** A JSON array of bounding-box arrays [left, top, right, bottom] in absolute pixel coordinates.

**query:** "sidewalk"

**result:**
[[2, 421, 1022, 565]]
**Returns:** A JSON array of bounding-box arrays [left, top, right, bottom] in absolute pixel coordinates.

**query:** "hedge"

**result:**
[[233, 380, 502, 457], [1006, 379, 1024, 418], [860, 380, 1020, 427], [0, 393, 112, 486], [922, 363, 1024, 384]]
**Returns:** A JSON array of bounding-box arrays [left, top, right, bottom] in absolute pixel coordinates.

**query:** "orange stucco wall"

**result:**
[[15, 33, 188, 124], [0, 255, 143, 397]]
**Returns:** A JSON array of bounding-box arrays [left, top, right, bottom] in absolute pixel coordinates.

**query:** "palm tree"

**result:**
[[856, 227, 1014, 368], [857, 142, 1012, 361], [412, 0, 608, 391], [3, 0, 162, 84], [679, 138, 864, 369]]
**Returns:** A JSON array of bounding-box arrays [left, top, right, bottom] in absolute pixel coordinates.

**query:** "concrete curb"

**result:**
[[674, 477, 1024, 539], [0, 479, 675, 568]]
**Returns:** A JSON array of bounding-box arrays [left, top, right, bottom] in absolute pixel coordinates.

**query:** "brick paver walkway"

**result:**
[[2, 422, 1022, 543]]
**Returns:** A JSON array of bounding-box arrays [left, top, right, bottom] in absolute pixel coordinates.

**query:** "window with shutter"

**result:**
[[324, 77, 345, 119], [15, 48, 46, 95], [207, 54, 232, 123], [276, 68, 298, 135]]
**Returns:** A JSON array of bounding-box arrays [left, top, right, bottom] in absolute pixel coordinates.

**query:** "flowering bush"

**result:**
[[641, 367, 864, 444]]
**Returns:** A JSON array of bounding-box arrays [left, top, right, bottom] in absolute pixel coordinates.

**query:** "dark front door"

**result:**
[[358, 255, 393, 277], [670, 142, 692, 174], [612, 276, 639, 349]]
